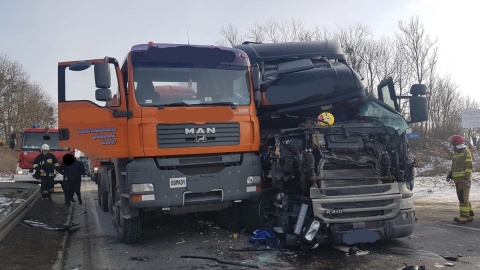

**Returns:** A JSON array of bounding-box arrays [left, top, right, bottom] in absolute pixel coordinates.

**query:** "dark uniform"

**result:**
[[33, 152, 60, 200], [59, 159, 85, 205], [449, 147, 475, 222], [405, 153, 418, 191]]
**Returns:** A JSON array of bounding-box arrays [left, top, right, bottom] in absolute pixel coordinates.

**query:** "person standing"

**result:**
[[33, 144, 60, 201], [447, 135, 475, 223], [59, 153, 85, 206], [405, 153, 418, 191]]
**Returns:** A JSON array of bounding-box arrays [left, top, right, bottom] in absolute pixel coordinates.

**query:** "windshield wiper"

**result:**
[[158, 102, 191, 109], [197, 102, 237, 109]]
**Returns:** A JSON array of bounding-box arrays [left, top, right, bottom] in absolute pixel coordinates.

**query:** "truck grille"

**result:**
[[157, 123, 240, 148], [312, 167, 401, 223], [184, 190, 223, 205]]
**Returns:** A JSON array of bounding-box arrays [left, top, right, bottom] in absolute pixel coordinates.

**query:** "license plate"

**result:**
[[325, 209, 343, 214], [169, 177, 186, 188]]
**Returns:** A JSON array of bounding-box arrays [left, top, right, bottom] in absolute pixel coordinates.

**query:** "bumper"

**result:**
[[317, 209, 415, 245], [13, 173, 63, 184], [126, 153, 262, 209]]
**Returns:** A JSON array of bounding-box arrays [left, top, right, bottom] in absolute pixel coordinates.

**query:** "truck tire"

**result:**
[[218, 204, 242, 231], [121, 216, 142, 244], [114, 198, 142, 244], [101, 191, 109, 212], [241, 192, 276, 232], [97, 184, 102, 207]]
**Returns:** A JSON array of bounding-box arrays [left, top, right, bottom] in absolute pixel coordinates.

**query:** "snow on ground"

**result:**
[[414, 172, 480, 205], [0, 173, 13, 182]]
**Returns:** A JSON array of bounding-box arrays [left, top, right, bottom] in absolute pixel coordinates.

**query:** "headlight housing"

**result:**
[[246, 176, 261, 186], [131, 183, 154, 192], [303, 220, 321, 241], [400, 197, 414, 209]]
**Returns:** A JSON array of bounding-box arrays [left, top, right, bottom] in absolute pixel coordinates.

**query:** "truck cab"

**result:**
[[57, 43, 262, 243], [235, 41, 428, 247]]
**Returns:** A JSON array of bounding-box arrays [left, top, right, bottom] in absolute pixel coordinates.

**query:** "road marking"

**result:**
[[442, 223, 480, 231]]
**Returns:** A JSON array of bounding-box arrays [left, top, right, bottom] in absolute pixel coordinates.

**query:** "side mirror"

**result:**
[[410, 84, 427, 96], [251, 65, 261, 92], [69, 61, 92, 71], [254, 91, 261, 107], [95, 88, 112, 102], [409, 96, 428, 123], [94, 62, 111, 89]]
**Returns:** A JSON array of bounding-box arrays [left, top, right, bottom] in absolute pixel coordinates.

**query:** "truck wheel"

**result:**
[[101, 191, 109, 212], [241, 192, 276, 232], [218, 204, 242, 231], [114, 199, 141, 244], [97, 181, 102, 207]]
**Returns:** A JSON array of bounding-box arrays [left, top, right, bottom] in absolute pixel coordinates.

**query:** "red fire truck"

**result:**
[[12, 126, 75, 184]]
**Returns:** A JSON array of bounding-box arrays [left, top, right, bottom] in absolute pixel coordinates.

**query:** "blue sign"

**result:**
[[407, 133, 421, 139]]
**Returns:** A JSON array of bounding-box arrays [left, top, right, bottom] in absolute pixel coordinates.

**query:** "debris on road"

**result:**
[[402, 265, 426, 270], [129, 256, 148, 261], [20, 218, 78, 231], [181, 255, 259, 269], [440, 255, 458, 261], [176, 238, 186, 244]]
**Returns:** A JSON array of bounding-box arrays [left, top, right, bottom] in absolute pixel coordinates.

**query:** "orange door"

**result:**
[[57, 59, 129, 160]]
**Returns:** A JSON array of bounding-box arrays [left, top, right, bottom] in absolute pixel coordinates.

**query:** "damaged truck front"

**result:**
[[235, 41, 428, 248]]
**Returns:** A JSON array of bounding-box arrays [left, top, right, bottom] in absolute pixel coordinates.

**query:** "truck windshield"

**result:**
[[22, 133, 69, 151], [133, 66, 250, 107], [359, 100, 408, 134]]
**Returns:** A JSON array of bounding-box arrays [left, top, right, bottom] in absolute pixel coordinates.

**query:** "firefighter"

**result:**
[[33, 144, 60, 201], [447, 135, 475, 223]]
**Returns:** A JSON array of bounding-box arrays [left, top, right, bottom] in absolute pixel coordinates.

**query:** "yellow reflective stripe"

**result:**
[[452, 172, 465, 177], [465, 169, 473, 173], [460, 207, 470, 211], [453, 153, 464, 158], [33, 164, 38, 168], [54, 163, 60, 166]]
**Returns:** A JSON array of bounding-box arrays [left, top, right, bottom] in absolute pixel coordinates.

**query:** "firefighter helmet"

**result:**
[[41, 144, 50, 151], [448, 135, 465, 147]]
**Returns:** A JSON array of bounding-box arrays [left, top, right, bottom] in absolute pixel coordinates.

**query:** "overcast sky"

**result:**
[[1, 0, 478, 103]]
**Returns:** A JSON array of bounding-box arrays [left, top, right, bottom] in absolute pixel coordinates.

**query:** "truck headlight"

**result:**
[[17, 171, 23, 174], [94, 167, 98, 172], [400, 197, 413, 209], [303, 220, 321, 241], [246, 176, 261, 186], [131, 183, 154, 192]]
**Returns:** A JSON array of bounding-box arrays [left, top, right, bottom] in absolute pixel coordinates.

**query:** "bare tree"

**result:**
[[334, 24, 373, 77], [216, 24, 245, 47], [0, 55, 57, 142]]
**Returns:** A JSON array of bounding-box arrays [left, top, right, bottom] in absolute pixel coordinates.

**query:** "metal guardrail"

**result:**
[[0, 182, 40, 242]]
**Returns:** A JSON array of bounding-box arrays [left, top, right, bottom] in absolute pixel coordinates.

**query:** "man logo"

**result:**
[[196, 135, 207, 143], [185, 127, 216, 134]]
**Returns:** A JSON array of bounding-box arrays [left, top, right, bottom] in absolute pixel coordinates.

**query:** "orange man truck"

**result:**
[[57, 43, 263, 243]]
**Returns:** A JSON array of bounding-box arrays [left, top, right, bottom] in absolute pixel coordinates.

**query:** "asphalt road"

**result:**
[[62, 180, 480, 270]]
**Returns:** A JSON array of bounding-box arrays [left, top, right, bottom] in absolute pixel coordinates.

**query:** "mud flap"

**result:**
[[343, 228, 379, 245]]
